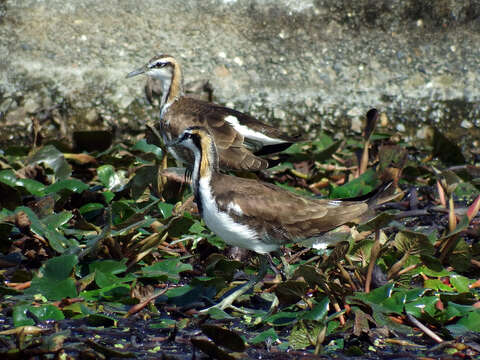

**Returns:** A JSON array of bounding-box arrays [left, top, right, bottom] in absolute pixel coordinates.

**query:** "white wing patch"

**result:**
[[227, 202, 243, 215], [224, 115, 286, 145]]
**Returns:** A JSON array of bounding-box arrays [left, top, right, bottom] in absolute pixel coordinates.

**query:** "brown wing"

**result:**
[[212, 174, 369, 245], [165, 98, 271, 170]]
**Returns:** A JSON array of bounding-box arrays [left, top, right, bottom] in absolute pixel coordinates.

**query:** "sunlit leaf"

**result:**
[[13, 304, 64, 327], [132, 139, 163, 160], [424, 279, 454, 292], [352, 283, 395, 305], [450, 274, 473, 293], [158, 202, 174, 218], [330, 168, 379, 199], [97, 165, 128, 192], [0, 169, 46, 196], [29, 145, 71, 180]]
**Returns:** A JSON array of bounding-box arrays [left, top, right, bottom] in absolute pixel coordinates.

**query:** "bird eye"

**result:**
[[182, 133, 192, 141], [153, 62, 166, 68]]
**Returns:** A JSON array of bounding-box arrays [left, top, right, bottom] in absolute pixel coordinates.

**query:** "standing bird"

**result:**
[[168, 126, 393, 311], [127, 54, 303, 171]]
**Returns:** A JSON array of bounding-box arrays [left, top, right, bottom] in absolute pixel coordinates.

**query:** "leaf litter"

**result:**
[[0, 108, 479, 359]]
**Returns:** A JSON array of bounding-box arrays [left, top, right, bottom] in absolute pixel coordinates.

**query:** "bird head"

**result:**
[[126, 54, 178, 82]]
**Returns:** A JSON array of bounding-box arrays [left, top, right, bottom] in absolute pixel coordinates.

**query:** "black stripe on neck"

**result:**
[[192, 133, 204, 216]]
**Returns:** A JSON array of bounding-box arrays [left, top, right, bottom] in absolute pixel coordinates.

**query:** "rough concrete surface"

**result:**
[[0, 0, 479, 147]]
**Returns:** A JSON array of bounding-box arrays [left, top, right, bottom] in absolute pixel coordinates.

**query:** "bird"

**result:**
[[126, 54, 303, 171], [167, 126, 394, 311]]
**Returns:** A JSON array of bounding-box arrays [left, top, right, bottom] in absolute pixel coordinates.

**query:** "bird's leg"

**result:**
[[266, 252, 285, 281], [200, 255, 269, 313], [267, 251, 294, 280]]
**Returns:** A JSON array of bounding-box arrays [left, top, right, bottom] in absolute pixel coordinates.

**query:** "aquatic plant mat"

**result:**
[[1, 115, 479, 359]]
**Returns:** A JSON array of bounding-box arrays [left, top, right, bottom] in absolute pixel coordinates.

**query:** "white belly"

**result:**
[[199, 178, 280, 254]]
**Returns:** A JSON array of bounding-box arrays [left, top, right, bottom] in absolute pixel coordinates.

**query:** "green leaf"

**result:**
[[97, 165, 127, 192], [103, 191, 115, 204], [132, 139, 163, 160], [158, 202, 174, 219], [405, 296, 439, 318], [449, 274, 472, 293], [265, 311, 299, 326], [89, 259, 127, 275], [448, 239, 472, 272], [302, 297, 329, 321], [424, 279, 454, 292], [15, 206, 78, 253], [141, 259, 193, 283], [330, 168, 379, 199], [43, 211, 73, 229], [80, 283, 130, 301], [44, 179, 89, 194], [381, 291, 406, 314], [26, 254, 79, 300], [205, 307, 235, 320], [352, 283, 395, 305], [79, 202, 104, 214], [111, 200, 136, 225], [13, 304, 65, 327], [249, 328, 278, 345], [289, 320, 324, 350], [149, 319, 177, 329], [0, 169, 46, 196], [456, 310, 480, 332]]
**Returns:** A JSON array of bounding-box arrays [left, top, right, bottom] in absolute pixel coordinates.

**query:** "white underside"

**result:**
[[199, 176, 280, 254], [224, 115, 286, 146]]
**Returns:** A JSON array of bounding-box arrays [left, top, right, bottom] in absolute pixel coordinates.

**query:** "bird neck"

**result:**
[[160, 63, 184, 114], [190, 139, 219, 214]]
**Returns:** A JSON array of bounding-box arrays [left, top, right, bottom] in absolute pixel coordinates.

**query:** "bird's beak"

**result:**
[[126, 67, 146, 78]]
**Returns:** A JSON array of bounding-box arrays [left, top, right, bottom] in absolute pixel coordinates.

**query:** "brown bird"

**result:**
[[127, 54, 302, 171], [168, 126, 393, 311]]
